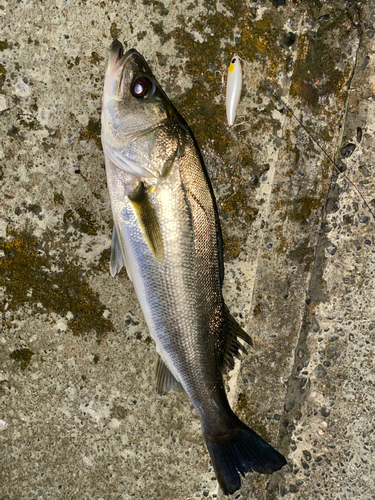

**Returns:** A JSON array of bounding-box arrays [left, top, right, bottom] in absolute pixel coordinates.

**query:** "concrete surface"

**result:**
[[1, 0, 375, 499]]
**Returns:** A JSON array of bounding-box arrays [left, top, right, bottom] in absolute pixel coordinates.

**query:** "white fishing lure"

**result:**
[[226, 53, 242, 126]]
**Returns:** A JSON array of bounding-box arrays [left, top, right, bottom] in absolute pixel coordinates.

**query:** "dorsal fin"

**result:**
[[155, 354, 184, 395], [222, 304, 253, 372]]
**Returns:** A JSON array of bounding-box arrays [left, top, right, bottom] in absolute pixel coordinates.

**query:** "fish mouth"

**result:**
[[109, 41, 141, 69]]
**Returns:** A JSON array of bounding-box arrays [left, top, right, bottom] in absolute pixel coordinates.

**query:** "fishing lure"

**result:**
[[226, 53, 243, 127]]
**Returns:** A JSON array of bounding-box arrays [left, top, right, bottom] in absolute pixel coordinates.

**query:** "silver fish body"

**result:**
[[102, 41, 286, 495]]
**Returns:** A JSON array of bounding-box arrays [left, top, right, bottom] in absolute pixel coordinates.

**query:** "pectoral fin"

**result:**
[[155, 354, 184, 394], [110, 224, 133, 281], [129, 182, 164, 261], [222, 304, 253, 372]]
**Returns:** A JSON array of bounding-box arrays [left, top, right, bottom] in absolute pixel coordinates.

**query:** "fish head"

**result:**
[[102, 41, 183, 179]]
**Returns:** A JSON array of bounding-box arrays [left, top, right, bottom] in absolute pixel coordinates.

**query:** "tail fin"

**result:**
[[204, 418, 287, 495]]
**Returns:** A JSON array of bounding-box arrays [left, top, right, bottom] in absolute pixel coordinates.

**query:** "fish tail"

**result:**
[[204, 417, 287, 495]]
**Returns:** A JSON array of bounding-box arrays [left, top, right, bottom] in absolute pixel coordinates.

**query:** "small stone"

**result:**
[[315, 364, 327, 378], [358, 165, 371, 177], [340, 143, 356, 158], [274, 413, 281, 421], [284, 400, 295, 412], [364, 239, 372, 245], [336, 159, 347, 172], [326, 242, 337, 255], [279, 31, 296, 48], [326, 346, 338, 359], [326, 199, 339, 213], [321, 222, 332, 233], [343, 275, 355, 285], [312, 317, 320, 333], [301, 459, 309, 470], [321, 407, 331, 417], [359, 216, 369, 223], [356, 127, 362, 143], [303, 450, 312, 461], [249, 174, 258, 186], [289, 484, 299, 493], [280, 485, 288, 496], [329, 335, 339, 342]]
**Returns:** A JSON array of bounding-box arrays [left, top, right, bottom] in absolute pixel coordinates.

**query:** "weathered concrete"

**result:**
[[1, 1, 374, 499]]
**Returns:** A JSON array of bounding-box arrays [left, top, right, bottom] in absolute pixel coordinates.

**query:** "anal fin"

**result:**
[[155, 354, 184, 395], [223, 304, 253, 372]]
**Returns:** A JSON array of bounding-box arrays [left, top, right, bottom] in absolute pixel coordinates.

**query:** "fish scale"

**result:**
[[102, 40, 286, 495]]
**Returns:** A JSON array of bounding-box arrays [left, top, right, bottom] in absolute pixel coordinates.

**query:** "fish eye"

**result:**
[[231, 58, 236, 64], [131, 76, 154, 99]]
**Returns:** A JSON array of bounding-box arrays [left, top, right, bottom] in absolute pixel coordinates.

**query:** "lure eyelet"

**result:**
[[131, 76, 154, 99]]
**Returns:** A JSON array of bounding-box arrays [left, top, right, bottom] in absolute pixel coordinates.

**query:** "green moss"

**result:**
[[110, 22, 121, 40], [222, 234, 241, 259], [80, 118, 102, 149], [137, 31, 147, 41], [90, 51, 104, 66], [235, 392, 271, 440], [168, 7, 290, 173], [25, 203, 42, 216], [253, 304, 261, 317], [0, 41, 9, 51], [54, 192, 65, 205], [287, 240, 315, 272], [149, 0, 169, 16], [290, 18, 347, 111], [221, 185, 258, 225], [1, 229, 113, 338], [288, 196, 321, 224], [9, 348, 34, 370], [151, 22, 171, 44], [63, 207, 99, 236]]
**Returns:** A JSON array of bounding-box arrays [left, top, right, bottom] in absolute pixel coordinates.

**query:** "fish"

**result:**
[[101, 40, 287, 495]]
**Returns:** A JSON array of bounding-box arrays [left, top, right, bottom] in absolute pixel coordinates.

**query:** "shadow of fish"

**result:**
[[101, 40, 287, 495]]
